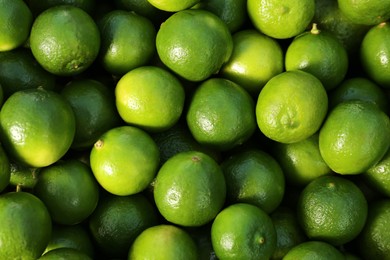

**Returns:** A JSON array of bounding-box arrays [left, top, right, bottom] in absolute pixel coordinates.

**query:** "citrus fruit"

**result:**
[[0, 144, 10, 193], [285, 23, 349, 90], [195, 0, 248, 33], [9, 161, 40, 190], [256, 70, 328, 144], [26, 0, 96, 16], [297, 175, 368, 246], [29, 5, 100, 76], [338, 0, 390, 25], [363, 148, 390, 197], [357, 199, 390, 259], [113, 0, 168, 23], [0, 191, 52, 259], [128, 224, 199, 260], [156, 9, 233, 81], [360, 22, 390, 88], [33, 159, 99, 225], [39, 248, 92, 260], [61, 79, 121, 150], [211, 203, 277, 259], [329, 77, 389, 113], [147, 0, 200, 12], [0, 0, 33, 51], [247, 0, 315, 39], [283, 240, 345, 260], [88, 193, 159, 258], [90, 126, 160, 196], [272, 133, 332, 187], [115, 66, 185, 132], [312, 0, 370, 54], [97, 10, 156, 76], [0, 88, 76, 168], [186, 78, 256, 151], [0, 48, 57, 98], [153, 151, 226, 227], [220, 149, 285, 213], [270, 206, 307, 259], [44, 224, 95, 258], [319, 100, 390, 175], [220, 29, 284, 95]]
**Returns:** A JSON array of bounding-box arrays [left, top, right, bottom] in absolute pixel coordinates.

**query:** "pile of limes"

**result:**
[[1, 0, 390, 259]]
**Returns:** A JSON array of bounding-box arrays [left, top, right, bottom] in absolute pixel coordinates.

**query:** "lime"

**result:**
[[256, 70, 328, 144], [186, 78, 256, 151], [9, 161, 40, 190], [90, 126, 160, 196], [115, 66, 185, 132], [89, 193, 159, 258], [220, 29, 284, 95], [363, 148, 390, 198], [128, 224, 198, 259], [147, 0, 200, 12], [26, 0, 96, 16], [113, 0, 168, 23], [0, 0, 33, 51], [338, 0, 390, 25], [297, 175, 368, 246], [247, 0, 315, 39], [30, 5, 100, 76], [154, 151, 226, 227], [0, 88, 76, 168], [39, 248, 92, 260], [0, 191, 52, 259], [319, 100, 390, 174], [283, 240, 345, 260], [211, 203, 277, 259], [220, 149, 285, 213], [156, 9, 233, 81]]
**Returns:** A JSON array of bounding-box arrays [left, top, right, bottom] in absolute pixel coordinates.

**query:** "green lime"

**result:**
[[0, 88, 76, 168], [26, 0, 96, 16], [319, 100, 390, 174], [186, 78, 256, 151], [30, 5, 100, 76], [89, 193, 159, 258], [90, 126, 160, 196], [113, 0, 168, 23], [156, 9, 233, 81], [9, 161, 40, 190], [211, 203, 277, 259], [256, 70, 328, 144], [128, 224, 198, 259], [363, 149, 390, 197], [221, 149, 285, 213], [0, 191, 52, 259], [39, 248, 92, 260], [338, 0, 390, 25], [297, 175, 368, 246], [154, 151, 226, 227], [283, 240, 345, 260], [147, 0, 200, 12], [247, 0, 315, 39]]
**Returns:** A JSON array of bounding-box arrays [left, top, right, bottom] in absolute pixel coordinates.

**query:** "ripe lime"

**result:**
[[39, 248, 92, 260], [357, 199, 390, 259], [220, 29, 284, 95], [156, 9, 233, 81], [115, 66, 185, 132], [0, 48, 57, 98], [360, 22, 390, 88], [147, 0, 199, 11], [30, 5, 100, 76], [285, 23, 349, 90], [283, 240, 345, 260], [97, 10, 156, 76], [297, 175, 368, 246], [0, 145, 10, 193], [247, 0, 315, 39], [154, 151, 226, 227], [90, 126, 160, 196], [186, 78, 256, 151], [338, 0, 390, 25], [319, 100, 390, 174], [34, 159, 99, 225], [0, 191, 52, 259], [0, 0, 33, 51], [128, 224, 198, 259], [363, 148, 390, 198], [211, 203, 276, 259], [9, 161, 39, 190], [61, 79, 121, 150], [220, 149, 285, 213], [0, 88, 76, 168], [256, 70, 328, 144], [272, 133, 332, 187], [89, 193, 159, 258]]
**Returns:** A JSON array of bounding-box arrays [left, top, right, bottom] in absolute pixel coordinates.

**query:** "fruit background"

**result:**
[[1, 0, 390, 259]]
